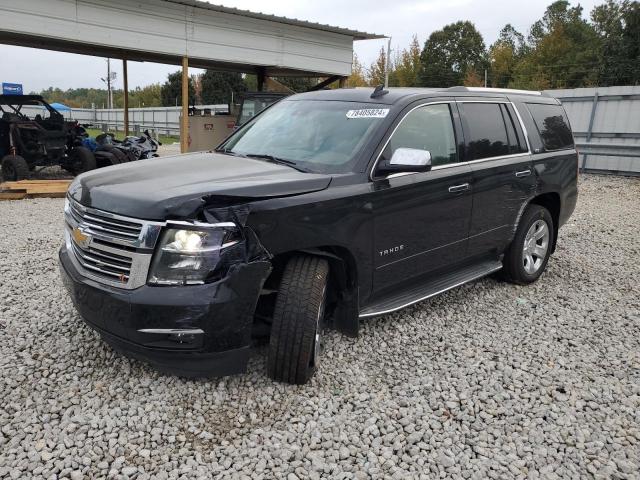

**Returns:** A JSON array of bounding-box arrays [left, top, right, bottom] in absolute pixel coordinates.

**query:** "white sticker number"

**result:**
[[346, 108, 390, 119]]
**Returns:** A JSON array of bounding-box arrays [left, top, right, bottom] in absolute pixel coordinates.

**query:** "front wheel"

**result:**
[[267, 255, 329, 384], [503, 204, 554, 284]]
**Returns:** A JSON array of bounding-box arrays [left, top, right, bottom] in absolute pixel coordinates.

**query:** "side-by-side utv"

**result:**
[[0, 95, 96, 181]]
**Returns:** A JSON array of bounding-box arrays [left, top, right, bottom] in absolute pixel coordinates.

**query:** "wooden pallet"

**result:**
[[0, 180, 71, 200]]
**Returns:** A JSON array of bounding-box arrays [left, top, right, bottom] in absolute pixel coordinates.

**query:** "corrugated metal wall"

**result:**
[[545, 86, 640, 175]]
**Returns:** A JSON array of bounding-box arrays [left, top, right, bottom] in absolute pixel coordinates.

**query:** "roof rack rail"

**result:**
[[446, 86, 543, 96]]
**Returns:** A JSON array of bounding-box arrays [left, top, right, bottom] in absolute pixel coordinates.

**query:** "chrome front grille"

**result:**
[[70, 241, 132, 282], [64, 197, 163, 289], [67, 200, 143, 241]]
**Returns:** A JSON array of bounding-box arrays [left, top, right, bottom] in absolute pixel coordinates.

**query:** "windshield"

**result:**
[[220, 99, 389, 174]]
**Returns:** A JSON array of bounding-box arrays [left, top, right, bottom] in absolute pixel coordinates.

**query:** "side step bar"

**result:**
[[359, 259, 503, 318]]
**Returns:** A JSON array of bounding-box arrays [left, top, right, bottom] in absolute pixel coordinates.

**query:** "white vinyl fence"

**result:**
[[20, 104, 228, 136]]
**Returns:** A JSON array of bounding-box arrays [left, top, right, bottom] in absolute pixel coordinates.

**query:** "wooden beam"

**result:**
[[123, 58, 129, 136], [307, 75, 342, 91], [180, 56, 189, 153]]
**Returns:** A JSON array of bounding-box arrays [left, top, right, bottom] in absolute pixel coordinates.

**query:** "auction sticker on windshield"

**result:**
[[346, 109, 390, 119]]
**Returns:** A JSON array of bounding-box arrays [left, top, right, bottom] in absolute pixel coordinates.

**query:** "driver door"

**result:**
[[370, 102, 473, 295]]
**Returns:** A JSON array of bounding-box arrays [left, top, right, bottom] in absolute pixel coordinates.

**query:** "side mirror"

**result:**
[[377, 148, 432, 175]]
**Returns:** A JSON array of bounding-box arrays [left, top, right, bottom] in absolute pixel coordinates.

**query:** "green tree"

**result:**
[[346, 54, 369, 87], [489, 25, 527, 87], [160, 71, 195, 107], [368, 47, 388, 86], [127, 84, 162, 107], [394, 35, 422, 87], [591, 0, 640, 85], [511, 1, 601, 89], [272, 77, 319, 92], [418, 21, 487, 87], [200, 71, 247, 104]]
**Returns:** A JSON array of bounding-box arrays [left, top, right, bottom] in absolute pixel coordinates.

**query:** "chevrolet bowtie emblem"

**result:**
[[72, 227, 92, 249]]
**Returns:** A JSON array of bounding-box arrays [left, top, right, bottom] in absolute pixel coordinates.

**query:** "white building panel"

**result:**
[[0, 0, 381, 76]]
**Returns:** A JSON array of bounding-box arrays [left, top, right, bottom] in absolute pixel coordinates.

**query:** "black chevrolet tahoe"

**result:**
[[59, 86, 578, 384]]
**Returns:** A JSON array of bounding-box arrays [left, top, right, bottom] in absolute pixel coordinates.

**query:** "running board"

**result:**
[[359, 259, 503, 318]]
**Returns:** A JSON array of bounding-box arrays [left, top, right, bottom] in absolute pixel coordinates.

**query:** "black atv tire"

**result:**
[[267, 255, 329, 385], [67, 147, 96, 176], [94, 151, 119, 169], [110, 148, 129, 164], [1, 155, 30, 181]]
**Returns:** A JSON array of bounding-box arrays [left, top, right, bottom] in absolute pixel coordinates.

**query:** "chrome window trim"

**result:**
[[455, 99, 533, 155], [370, 99, 534, 180], [369, 101, 452, 181], [431, 152, 530, 171], [509, 101, 533, 153]]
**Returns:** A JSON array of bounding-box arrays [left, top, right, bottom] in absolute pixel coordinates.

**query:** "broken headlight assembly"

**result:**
[[148, 223, 241, 286]]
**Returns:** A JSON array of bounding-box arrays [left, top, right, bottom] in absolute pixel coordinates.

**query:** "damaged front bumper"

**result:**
[[59, 244, 271, 378]]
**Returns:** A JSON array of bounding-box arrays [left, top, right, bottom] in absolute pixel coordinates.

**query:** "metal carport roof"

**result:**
[[0, 0, 384, 76]]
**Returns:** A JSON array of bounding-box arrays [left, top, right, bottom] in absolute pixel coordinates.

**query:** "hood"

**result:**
[[69, 152, 332, 220]]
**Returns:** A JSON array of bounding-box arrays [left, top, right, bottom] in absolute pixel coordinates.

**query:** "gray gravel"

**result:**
[[1, 174, 639, 479]]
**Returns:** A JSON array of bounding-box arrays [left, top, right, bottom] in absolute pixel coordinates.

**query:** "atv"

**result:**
[[0, 95, 96, 181]]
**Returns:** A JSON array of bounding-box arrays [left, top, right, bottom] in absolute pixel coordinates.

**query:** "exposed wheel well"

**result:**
[[257, 246, 360, 337], [529, 192, 561, 252]]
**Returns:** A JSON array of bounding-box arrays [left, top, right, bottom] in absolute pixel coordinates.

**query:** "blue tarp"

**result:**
[[49, 102, 71, 112]]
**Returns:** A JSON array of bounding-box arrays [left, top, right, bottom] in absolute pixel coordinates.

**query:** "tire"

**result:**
[[108, 148, 127, 164], [67, 147, 96, 175], [502, 204, 554, 285], [1, 155, 30, 181], [94, 151, 119, 169], [267, 255, 329, 384]]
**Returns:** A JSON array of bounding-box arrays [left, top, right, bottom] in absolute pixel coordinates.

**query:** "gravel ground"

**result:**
[[1, 174, 639, 480]]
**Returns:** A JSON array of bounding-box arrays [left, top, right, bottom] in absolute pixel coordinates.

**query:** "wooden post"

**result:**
[[257, 67, 266, 92], [180, 55, 189, 153], [122, 59, 129, 136]]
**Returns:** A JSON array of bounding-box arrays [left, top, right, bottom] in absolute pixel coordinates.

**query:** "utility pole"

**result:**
[[484, 69, 488, 88], [384, 37, 391, 88], [100, 59, 117, 109]]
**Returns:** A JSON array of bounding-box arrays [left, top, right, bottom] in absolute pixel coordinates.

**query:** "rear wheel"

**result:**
[[267, 255, 329, 384], [67, 147, 96, 175], [1, 155, 30, 181], [503, 204, 554, 284]]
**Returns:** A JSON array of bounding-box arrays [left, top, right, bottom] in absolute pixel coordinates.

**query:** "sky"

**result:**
[[0, 0, 603, 93]]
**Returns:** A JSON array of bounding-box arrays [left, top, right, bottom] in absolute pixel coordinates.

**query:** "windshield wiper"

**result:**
[[215, 147, 245, 157], [244, 153, 310, 172]]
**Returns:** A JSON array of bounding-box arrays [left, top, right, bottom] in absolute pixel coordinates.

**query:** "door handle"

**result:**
[[448, 183, 470, 193], [515, 169, 532, 178]]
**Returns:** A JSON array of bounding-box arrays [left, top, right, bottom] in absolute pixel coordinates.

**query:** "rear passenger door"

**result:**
[[457, 100, 535, 257]]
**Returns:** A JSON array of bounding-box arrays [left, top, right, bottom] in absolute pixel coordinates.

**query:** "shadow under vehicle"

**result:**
[[0, 95, 96, 181]]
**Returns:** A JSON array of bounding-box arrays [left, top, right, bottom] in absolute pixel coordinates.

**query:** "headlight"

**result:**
[[148, 226, 240, 286]]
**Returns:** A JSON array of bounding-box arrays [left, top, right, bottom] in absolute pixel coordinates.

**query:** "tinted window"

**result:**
[[381, 103, 457, 167], [501, 104, 528, 154], [461, 103, 510, 160], [527, 103, 574, 151]]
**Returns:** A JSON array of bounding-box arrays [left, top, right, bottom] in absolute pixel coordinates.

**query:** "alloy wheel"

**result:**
[[522, 219, 550, 275]]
